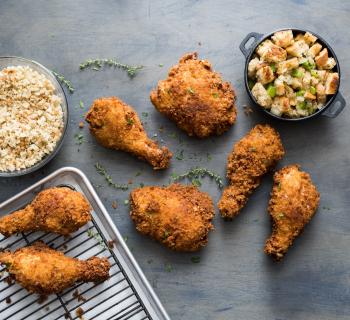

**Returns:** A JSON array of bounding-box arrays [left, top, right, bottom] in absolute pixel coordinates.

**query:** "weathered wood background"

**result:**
[[0, 1, 349, 319]]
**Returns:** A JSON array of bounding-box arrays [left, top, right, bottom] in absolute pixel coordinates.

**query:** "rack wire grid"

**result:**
[[0, 208, 152, 320]]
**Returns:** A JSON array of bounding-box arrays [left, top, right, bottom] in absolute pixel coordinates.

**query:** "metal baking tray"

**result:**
[[0, 167, 170, 320]]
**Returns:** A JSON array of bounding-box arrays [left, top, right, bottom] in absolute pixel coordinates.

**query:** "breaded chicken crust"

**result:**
[[0, 241, 110, 294], [150, 52, 237, 138], [0, 187, 91, 237], [130, 184, 215, 251], [265, 165, 320, 260], [86, 97, 172, 169], [218, 124, 285, 219]]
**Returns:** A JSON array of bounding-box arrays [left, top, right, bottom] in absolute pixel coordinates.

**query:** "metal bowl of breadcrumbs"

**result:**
[[0, 57, 68, 177]]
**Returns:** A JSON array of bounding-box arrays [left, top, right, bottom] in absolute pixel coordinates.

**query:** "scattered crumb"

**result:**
[[112, 201, 118, 209], [73, 289, 87, 303], [5, 275, 14, 285], [37, 295, 48, 304], [107, 240, 116, 249], [158, 126, 164, 132], [79, 122, 84, 129], [5, 297, 11, 304], [64, 312, 70, 319], [76, 307, 84, 319], [45, 306, 50, 311], [198, 41, 202, 46], [147, 259, 153, 264], [128, 179, 133, 185], [63, 244, 68, 250], [243, 105, 254, 116]]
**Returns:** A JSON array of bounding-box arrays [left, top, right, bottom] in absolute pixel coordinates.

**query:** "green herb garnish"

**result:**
[[95, 162, 129, 191], [87, 229, 106, 249], [212, 92, 219, 98], [141, 112, 148, 117], [124, 199, 129, 206], [176, 150, 184, 160], [74, 133, 84, 145], [191, 256, 201, 263], [79, 100, 84, 109], [187, 87, 195, 94], [79, 58, 143, 77], [52, 71, 75, 93], [165, 263, 173, 272], [171, 167, 224, 189], [126, 117, 134, 125], [163, 230, 170, 239], [191, 179, 202, 187], [159, 63, 164, 67]]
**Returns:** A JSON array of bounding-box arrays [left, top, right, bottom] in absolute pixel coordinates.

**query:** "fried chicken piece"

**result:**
[[0, 241, 110, 294], [0, 187, 91, 237], [86, 97, 172, 169], [218, 124, 285, 219], [265, 165, 320, 260], [130, 184, 214, 251], [150, 52, 237, 138]]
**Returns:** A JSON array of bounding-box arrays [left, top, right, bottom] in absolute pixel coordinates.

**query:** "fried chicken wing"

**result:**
[[0, 187, 91, 237], [0, 241, 110, 294], [150, 52, 237, 138], [86, 97, 172, 169], [265, 165, 320, 260], [218, 124, 285, 219], [130, 184, 214, 251]]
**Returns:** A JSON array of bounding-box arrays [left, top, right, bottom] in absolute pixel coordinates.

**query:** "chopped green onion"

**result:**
[[267, 85, 276, 98], [291, 69, 304, 78], [310, 86, 316, 95], [301, 61, 315, 71], [296, 90, 305, 97], [311, 70, 319, 78], [297, 101, 307, 110]]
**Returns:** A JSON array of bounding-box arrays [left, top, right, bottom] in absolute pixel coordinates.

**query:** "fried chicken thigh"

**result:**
[[0, 187, 91, 237], [0, 241, 110, 294], [218, 124, 285, 219], [130, 184, 215, 251], [265, 165, 320, 260], [150, 52, 237, 138], [86, 97, 172, 169]]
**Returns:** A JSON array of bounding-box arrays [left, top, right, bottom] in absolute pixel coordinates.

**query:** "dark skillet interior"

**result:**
[[244, 28, 341, 121]]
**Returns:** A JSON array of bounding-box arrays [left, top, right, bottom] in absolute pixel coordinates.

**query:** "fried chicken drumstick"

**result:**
[[0, 241, 110, 294], [130, 184, 215, 251], [265, 165, 320, 260], [150, 52, 237, 138], [86, 97, 172, 169], [0, 187, 91, 237], [218, 124, 285, 219]]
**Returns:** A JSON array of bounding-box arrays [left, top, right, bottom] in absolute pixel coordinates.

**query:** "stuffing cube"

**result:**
[[325, 72, 339, 95], [256, 66, 275, 84], [271, 30, 294, 48], [251, 82, 272, 108]]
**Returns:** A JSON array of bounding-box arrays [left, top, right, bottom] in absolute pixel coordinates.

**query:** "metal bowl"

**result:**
[[0, 56, 68, 177], [239, 28, 346, 121]]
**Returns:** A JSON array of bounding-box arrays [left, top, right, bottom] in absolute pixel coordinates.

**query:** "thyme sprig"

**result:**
[[79, 58, 143, 77], [171, 167, 224, 189], [87, 229, 106, 249], [52, 71, 75, 93], [95, 162, 129, 191]]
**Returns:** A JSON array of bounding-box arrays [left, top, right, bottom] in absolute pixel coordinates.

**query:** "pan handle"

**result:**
[[322, 92, 346, 118], [239, 32, 264, 58]]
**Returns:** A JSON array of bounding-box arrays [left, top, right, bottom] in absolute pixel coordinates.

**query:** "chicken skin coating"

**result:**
[[0, 187, 91, 237], [86, 97, 172, 169], [218, 124, 285, 219], [265, 165, 320, 260], [130, 184, 215, 252], [150, 52, 237, 138], [0, 241, 110, 294]]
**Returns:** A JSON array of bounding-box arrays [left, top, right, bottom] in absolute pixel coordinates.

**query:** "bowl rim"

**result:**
[[243, 27, 341, 121], [0, 56, 69, 177]]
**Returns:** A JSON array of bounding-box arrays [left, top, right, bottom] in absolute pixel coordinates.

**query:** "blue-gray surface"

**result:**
[[0, 1, 349, 319]]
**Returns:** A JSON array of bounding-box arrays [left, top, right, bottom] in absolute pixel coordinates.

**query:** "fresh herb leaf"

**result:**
[[212, 92, 219, 98], [165, 263, 173, 272], [168, 132, 177, 139], [191, 179, 202, 187], [74, 133, 84, 145], [124, 199, 129, 206], [87, 229, 106, 249], [123, 236, 128, 243], [126, 117, 134, 125], [158, 63, 164, 67], [141, 112, 148, 117], [139, 182, 145, 187], [52, 71, 75, 93], [163, 230, 170, 239], [277, 183, 282, 191], [79, 58, 143, 78], [95, 162, 129, 191], [187, 87, 195, 94], [191, 256, 200, 263], [135, 171, 142, 177], [79, 100, 84, 109], [176, 150, 184, 160], [207, 153, 212, 162], [170, 167, 223, 189]]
